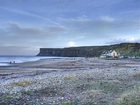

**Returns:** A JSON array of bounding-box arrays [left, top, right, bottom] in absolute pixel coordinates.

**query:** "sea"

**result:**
[[0, 56, 61, 66]]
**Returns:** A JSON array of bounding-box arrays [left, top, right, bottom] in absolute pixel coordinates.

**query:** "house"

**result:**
[[100, 50, 120, 59], [111, 50, 120, 58]]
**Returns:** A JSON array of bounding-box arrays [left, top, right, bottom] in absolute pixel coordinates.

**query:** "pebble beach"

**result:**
[[0, 57, 140, 105]]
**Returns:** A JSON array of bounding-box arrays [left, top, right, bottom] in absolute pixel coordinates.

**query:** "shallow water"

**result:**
[[0, 56, 64, 66]]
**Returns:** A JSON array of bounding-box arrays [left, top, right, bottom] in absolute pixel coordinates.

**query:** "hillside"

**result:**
[[37, 43, 140, 57]]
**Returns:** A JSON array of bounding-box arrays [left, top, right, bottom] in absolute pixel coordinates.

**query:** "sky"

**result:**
[[0, 0, 140, 55]]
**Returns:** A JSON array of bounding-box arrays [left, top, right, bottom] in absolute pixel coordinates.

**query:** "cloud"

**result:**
[[107, 36, 140, 44], [60, 17, 140, 39], [0, 0, 140, 55], [0, 18, 140, 47], [0, 45, 38, 55], [1, 22, 66, 38], [7, 23, 44, 36], [0, 6, 59, 25], [67, 41, 77, 47], [0, 22, 67, 55], [100, 16, 115, 22]]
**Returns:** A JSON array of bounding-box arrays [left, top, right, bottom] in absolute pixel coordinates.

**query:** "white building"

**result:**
[[100, 50, 120, 59], [111, 50, 120, 58]]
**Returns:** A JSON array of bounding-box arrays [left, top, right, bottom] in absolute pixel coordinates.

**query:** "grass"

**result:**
[[98, 81, 123, 93], [70, 79, 125, 99], [61, 102, 76, 105], [64, 75, 78, 81], [34, 86, 64, 97], [14, 80, 32, 87], [77, 81, 124, 93], [0, 93, 20, 105], [132, 72, 140, 80], [114, 90, 140, 105], [0, 94, 13, 100], [76, 89, 106, 105], [21, 90, 34, 95]]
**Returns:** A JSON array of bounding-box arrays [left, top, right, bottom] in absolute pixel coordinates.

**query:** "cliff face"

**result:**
[[37, 43, 140, 57], [37, 48, 86, 57]]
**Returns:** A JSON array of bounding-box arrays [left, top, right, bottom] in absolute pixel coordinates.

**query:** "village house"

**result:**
[[111, 50, 120, 58], [100, 50, 120, 59]]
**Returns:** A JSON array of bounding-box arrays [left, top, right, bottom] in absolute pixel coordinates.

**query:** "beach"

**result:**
[[0, 57, 140, 105]]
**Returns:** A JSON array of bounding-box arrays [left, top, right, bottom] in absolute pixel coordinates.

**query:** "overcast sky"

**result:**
[[0, 0, 140, 55]]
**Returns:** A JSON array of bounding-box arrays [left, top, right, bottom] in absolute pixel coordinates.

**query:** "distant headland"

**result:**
[[37, 43, 140, 58]]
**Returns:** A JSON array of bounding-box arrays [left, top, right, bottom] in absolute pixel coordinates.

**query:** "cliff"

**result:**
[[37, 43, 140, 57]]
